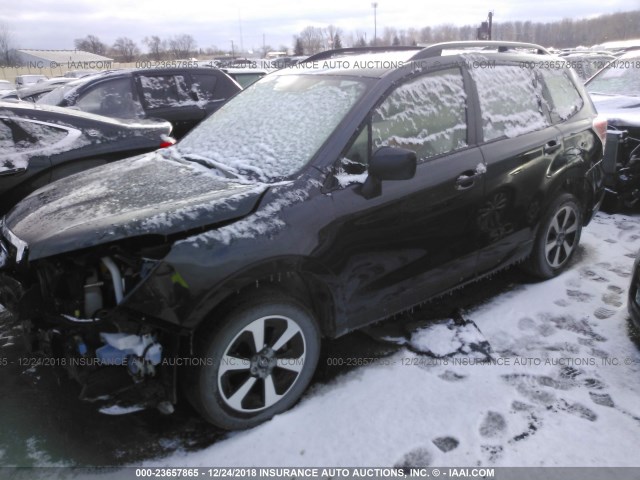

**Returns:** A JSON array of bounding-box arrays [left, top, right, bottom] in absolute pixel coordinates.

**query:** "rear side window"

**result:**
[[0, 118, 68, 152], [471, 65, 549, 141], [371, 68, 468, 161], [75, 78, 141, 118], [0, 118, 71, 174], [191, 74, 218, 101], [139, 74, 192, 108], [540, 69, 584, 122]]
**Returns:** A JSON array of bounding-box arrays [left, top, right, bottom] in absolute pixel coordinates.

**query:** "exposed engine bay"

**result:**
[[2, 240, 181, 413]]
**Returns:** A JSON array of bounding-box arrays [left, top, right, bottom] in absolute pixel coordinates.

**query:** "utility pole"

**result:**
[[488, 11, 493, 40], [372, 3, 378, 46]]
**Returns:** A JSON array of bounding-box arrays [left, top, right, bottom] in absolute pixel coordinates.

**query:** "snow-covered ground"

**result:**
[[148, 211, 640, 467]]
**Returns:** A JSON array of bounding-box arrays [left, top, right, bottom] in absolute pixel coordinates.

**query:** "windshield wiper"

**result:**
[[169, 151, 241, 179]]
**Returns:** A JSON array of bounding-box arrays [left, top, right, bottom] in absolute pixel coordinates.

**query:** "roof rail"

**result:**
[[410, 41, 550, 60], [302, 46, 420, 63]]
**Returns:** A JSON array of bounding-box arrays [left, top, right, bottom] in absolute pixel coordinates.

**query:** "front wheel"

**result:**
[[524, 193, 583, 279], [187, 293, 321, 430]]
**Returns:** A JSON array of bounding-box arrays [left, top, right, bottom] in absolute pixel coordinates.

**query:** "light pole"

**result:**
[[372, 2, 378, 46]]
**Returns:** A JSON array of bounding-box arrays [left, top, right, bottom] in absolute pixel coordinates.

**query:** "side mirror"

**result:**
[[361, 146, 417, 199]]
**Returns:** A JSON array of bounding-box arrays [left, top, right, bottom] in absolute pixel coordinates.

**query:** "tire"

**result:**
[[524, 193, 583, 279], [186, 292, 321, 430]]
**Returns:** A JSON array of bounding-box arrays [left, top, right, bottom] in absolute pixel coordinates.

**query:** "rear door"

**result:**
[[471, 63, 564, 274]]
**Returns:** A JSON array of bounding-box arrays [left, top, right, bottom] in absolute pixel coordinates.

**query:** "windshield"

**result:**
[[587, 58, 640, 96], [38, 84, 78, 105], [177, 74, 368, 182]]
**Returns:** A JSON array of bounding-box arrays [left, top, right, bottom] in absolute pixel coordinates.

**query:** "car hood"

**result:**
[[590, 93, 640, 127], [4, 151, 268, 261]]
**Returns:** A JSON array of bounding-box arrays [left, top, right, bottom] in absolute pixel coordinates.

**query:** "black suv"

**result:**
[[37, 67, 241, 138], [0, 42, 605, 429]]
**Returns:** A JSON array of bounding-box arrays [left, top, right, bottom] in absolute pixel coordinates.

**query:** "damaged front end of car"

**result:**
[[0, 223, 183, 413]]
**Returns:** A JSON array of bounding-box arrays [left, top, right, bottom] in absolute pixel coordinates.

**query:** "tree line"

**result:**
[[293, 10, 640, 54], [0, 9, 638, 64]]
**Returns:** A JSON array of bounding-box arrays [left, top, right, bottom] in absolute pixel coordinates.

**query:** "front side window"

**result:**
[[75, 78, 141, 118], [471, 65, 549, 141], [372, 68, 468, 160], [335, 69, 467, 188]]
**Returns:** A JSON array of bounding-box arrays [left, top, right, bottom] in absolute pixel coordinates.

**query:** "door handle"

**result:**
[[544, 141, 562, 154], [455, 171, 479, 190]]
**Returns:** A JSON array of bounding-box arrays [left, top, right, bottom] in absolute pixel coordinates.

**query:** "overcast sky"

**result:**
[[1, 0, 635, 54]]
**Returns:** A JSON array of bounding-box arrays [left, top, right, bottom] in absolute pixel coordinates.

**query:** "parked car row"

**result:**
[[0, 100, 175, 214], [0, 42, 608, 430], [37, 67, 242, 138]]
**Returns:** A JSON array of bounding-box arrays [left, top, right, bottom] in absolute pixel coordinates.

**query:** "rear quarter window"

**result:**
[[540, 69, 584, 122], [191, 74, 218, 101], [0, 118, 72, 174]]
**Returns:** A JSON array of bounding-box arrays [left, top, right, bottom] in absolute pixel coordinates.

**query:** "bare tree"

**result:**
[[143, 36, 166, 61], [112, 37, 140, 62], [74, 35, 109, 55], [0, 22, 18, 65], [291, 9, 640, 53], [354, 30, 367, 47], [168, 34, 197, 59], [299, 26, 325, 54]]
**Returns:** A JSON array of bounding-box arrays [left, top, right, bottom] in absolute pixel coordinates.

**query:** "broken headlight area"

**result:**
[[603, 126, 640, 208], [9, 242, 182, 412]]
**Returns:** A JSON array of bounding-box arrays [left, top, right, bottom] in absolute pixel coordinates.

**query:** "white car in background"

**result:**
[[14, 74, 48, 90]]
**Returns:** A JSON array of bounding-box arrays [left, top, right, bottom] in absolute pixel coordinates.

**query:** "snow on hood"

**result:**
[[590, 94, 640, 127], [5, 151, 268, 261]]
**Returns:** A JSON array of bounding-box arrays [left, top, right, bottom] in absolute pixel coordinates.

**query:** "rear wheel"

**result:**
[[524, 193, 582, 279], [187, 292, 320, 429]]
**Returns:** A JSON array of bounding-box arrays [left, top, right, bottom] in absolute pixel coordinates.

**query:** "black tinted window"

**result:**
[[76, 78, 141, 118]]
